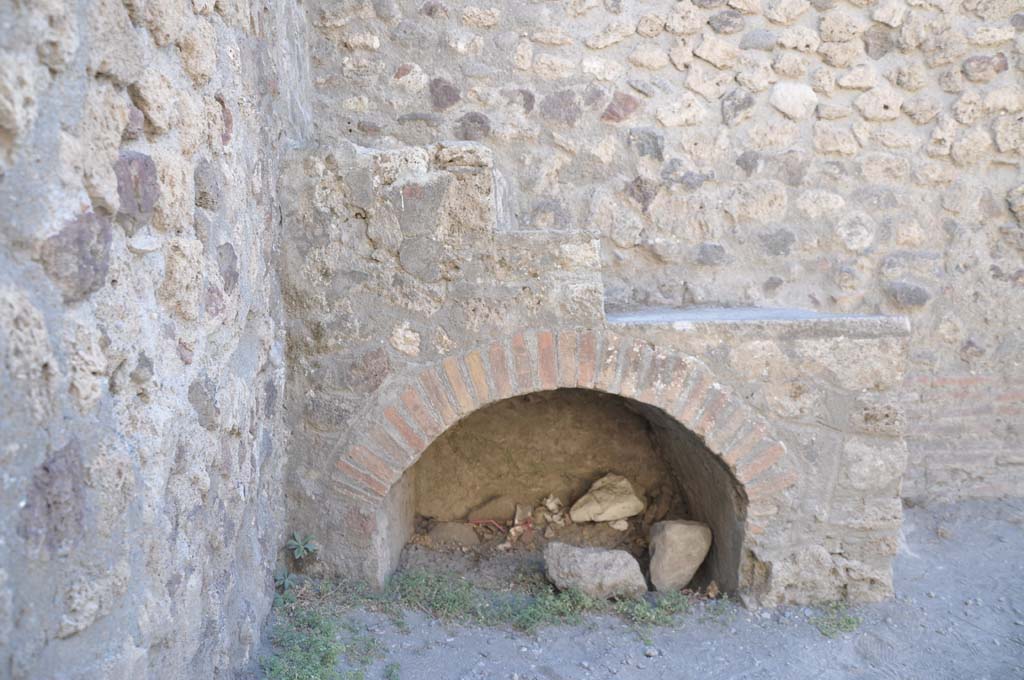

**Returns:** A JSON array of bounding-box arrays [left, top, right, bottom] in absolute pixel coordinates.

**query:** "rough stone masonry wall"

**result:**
[[0, 1, 310, 677], [303, 0, 1024, 503]]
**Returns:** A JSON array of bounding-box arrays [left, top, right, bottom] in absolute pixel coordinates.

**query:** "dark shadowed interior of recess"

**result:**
[[402, 387, 748, 592]]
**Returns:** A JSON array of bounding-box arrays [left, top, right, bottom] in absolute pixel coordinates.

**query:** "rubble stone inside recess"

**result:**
[[401, 388, 745, 592]]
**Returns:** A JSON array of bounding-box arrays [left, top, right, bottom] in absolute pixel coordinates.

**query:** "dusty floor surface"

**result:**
[[260, 500, 1024, 679]]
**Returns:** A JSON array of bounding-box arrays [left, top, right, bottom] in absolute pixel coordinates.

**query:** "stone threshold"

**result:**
[[606, 306, 911, 339]]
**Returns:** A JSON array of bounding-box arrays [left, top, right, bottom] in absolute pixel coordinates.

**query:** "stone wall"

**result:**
[[0, 0, 310, 677], [301, 0, 1024, 503], [2, 0, 1022, 675]]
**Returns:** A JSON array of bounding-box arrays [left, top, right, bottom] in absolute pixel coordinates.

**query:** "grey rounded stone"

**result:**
[[544, 542, 647, 599], [885, 281, 931, 308], [740, 29, 778, 51], [709, 10, 745, 34], [454, 112, 492, 141]]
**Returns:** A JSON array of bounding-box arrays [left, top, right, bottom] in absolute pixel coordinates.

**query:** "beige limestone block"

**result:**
[[649, 520, 712, 591], [569, 474, 645, 523]]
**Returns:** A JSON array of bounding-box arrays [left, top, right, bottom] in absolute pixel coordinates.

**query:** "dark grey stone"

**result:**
[[420, 1, 448, 17], [38, 212, 112, 303], [627, 79, 658, 98], [722, 88, 755, 126], [627, 128, 665, 161], [373, 0, 400, 20], [662, 159, 714, 189], [885, 281, 931, 308], [357, 119, 383, 136], [709, 10, 745, 34], [759, 229, 796, 256], [454, 112, 492, 140], [130, 352, 154, 386], [502, 88, 535, 114], [123, 105, 145, 141], [218, 243, 239, 293], [429, 78, 461, 110], [695, 242, 727, 265], [625, 176, 659, 212], [529, 198, 572, 230], [863, 25, 894, 60], [114, 150, 160, 234], [194, 157, 222, 211], [391, 19, 434, 45], [18, 440, 85, 558], [189, 376, 220, 430], [692, 0, 726, 8], [399, 235, 444, 282], [397, 112, 442, 126], [736, 150, 762, 176], [539, 90, 582, 126]]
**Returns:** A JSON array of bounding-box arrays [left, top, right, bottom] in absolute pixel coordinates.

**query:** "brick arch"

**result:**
[[334, 328, 796, 519]]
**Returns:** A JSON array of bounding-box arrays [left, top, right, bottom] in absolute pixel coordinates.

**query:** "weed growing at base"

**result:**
[[812, 602, 861, 637], [261, 607, 341, 680], [261, 569, 722, 677]]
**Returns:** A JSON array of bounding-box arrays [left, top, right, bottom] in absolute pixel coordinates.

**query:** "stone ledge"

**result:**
[[607, 307, 911, 339]]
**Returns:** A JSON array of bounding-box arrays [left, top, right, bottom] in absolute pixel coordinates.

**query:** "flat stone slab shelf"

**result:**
[[607, 307, 910, 339]]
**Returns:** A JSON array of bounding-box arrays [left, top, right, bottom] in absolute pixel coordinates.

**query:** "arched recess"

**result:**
[[330, 329, 797, 593]]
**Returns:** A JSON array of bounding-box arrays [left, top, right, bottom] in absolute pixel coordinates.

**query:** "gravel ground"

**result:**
[[265, 499, 1024, 680]]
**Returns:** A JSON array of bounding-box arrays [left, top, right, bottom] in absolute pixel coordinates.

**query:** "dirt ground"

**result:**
[[260, 499, 1024, 679]]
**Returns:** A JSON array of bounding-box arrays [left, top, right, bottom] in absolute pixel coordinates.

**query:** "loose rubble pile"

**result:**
[[412, 473, 713, 599]]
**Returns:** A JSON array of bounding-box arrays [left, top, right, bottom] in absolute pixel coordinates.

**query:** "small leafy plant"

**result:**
[[812, 602, 861, 638], [286, 532, 319, 560], [273, 567, 298, 607]]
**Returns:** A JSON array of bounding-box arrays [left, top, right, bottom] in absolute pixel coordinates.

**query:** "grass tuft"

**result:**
[[261, 606, 342, 680], [811, 602, 861, 638]]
